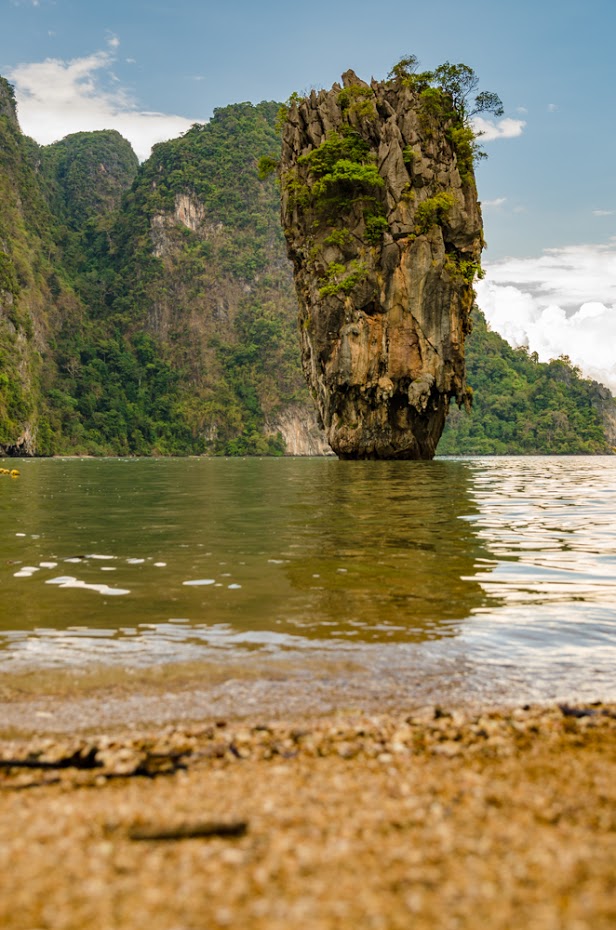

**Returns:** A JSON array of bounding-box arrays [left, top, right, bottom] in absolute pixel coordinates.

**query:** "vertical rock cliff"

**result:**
[[279, 68, 484, 459]]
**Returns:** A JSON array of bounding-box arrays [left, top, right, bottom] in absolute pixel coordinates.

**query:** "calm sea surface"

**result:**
[[1, 456, 615, 705]]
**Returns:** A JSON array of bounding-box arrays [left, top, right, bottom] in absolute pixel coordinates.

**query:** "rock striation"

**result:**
[[280, 70, 484, 459]]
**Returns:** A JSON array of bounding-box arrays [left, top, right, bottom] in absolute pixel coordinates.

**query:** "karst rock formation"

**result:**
[[279, 68, 484, 459]]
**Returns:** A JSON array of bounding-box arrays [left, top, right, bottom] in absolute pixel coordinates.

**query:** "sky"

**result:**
[[1, 0, 615, 393]]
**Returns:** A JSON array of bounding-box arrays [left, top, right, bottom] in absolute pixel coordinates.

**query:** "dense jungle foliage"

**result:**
[[0, 74, 614, 456], [440, 310, 612, 454]]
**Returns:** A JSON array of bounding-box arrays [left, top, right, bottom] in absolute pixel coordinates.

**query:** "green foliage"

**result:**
[[388, 55, 503, 172], [257, 153, 280, 179], [389, 56, 503, 123], [444, 254, 484, 284], [387, 55, 421, 82], [414, 192, 455, 234], [402, 146, 419, 165], [364, 212, 389, 244], [432, 63, 503, 119], [447, 125, 485, 183], [281, 168, 311, 209], [0, 93, 309, 456], [319, 260, 368, 297], [439, 309, 611, 455], [294, 131, 383, 216], [39, 130, 139, 230], [418, 86, 452, 122], [47, 329, 196, 455], [0, 77, 17, 114], [275, 92, 303, 132], [88, 100, 305, 455], [472, 91, 505, 118], [0, 76, 87, 453], [298, 130, 369, 174], [0, 251, 19, 299], [323, 228, 352, 248], [337, 85, 375, 118], [207, 299, 302, 455], [311, 158, 383, 200]]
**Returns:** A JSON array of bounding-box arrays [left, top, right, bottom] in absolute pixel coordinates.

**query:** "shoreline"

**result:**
[[4, 656, 614, 737], [1, 701, 614, 929]]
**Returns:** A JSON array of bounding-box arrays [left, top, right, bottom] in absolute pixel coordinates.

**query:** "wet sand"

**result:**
[[1, 696, 614, 930]]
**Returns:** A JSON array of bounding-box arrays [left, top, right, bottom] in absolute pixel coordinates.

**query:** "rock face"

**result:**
[[265, 404, 333, 456], [280, 70, 484, 459]]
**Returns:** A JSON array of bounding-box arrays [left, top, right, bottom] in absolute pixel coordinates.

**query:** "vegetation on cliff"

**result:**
[[39, 130, 139, 231], [0, 77, 83, 454], [277, 63, 487, 458], [440, 309, 611, 454], [91, 101, 308, 455], [0, 72, 614, 457]]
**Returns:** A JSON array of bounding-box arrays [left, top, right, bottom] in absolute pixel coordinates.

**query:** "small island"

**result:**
[[275, 60, 500, 459]]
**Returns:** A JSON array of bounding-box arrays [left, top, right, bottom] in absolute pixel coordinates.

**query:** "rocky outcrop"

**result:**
[[0, 77, 18, 126], [280, 70, 484, 459], [594, 384, 616, 451], [0, 77, 77, 457], [266, 404, 332, 456]]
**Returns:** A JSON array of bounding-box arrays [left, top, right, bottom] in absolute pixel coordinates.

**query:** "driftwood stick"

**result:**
[[129, 820, 248, 841], [0, 751, 100, 771]]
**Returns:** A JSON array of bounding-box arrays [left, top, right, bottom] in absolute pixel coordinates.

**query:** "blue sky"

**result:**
[[2, 0, 616, 390]]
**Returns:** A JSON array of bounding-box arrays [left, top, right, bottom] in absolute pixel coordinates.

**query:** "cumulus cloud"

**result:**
[[471, 116, 526, 141], [476, 243, 616, 393], [8, 47, 203, 161]]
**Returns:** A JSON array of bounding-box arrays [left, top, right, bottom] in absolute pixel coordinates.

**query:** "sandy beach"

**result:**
[[1, 696, 614, 930]]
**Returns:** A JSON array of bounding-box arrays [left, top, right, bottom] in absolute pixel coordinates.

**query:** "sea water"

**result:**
[[1, 456, 615, 705]]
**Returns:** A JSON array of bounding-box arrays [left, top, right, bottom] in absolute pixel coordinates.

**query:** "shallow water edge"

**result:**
[[2, 455, 615, 726]]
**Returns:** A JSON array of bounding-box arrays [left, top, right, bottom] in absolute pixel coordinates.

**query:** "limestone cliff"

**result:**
[[104, 103, 320, 456], [280, 69, 484, 459], [1, 73, 612, 458], [265, 404, 333, 456], [0, 77, 140, 455], [0, 78, 81, 455]]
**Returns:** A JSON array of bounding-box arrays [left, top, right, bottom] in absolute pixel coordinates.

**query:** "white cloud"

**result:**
[[547, 103, 558, 112], [483, 197, 507, 208], [476, 243, 616, 393], [472, 116, 526, 141], [593, 209, 614, 217], [8, 47, 203, 161]]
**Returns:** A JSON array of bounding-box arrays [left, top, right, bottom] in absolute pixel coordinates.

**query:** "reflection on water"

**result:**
[[457, 457, 616, 679], [1, 456, 615, 703]]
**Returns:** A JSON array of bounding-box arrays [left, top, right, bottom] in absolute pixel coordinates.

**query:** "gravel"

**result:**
[[0, 701, 614, 929]]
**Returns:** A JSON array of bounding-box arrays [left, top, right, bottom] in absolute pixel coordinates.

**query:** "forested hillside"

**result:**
[[0, 77, 83, 454], [0, 74, 614, 457], [440, 310, 613, 454]]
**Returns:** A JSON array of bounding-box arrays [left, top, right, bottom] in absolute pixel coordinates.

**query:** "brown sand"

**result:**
[[0, 701, 614, 930]]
